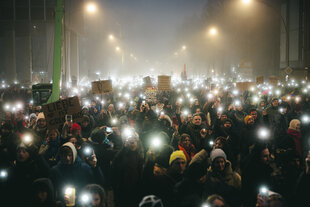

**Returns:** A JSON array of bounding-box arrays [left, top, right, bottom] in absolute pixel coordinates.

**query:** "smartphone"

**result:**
[[106, 127, 113, 133], [65, 115, 72, 122], [64, 187, 76, 206]]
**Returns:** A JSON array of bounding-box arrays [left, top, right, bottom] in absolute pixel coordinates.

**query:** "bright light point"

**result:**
[[242, 0, 251, 4], [295, 97, 300, 102], [202, 204, 211, 207], [250, 87, 255, 91], [4, 104, 10, 110], [235, 100, 241, 106], [65, 187, 73, 195], [218, 106, 223, 112], [287, 96, 291, 100], [160, 111, 165, 116], [178, 98, 183, 103], [84, 147, 92, 156], [109, 35, 114, 40], [253, 96, 259, 103], [258, 128, 270, 140], [0, 170, 8, 178], [118, 102, 124, 108], [182, 45, 186, 50], [207, 93, 213, 99], [302, 115, 310, 124], [182, 110, 189, 116], [151, 137, 161, 148], [279, 108, 284, 113], [23, 135, 32, 143], [209, 28, 217, 36], [81, 193, 90, 203], [116, 47, 120, 51], [209, 141, 214, 146], [111, 118, 117, 125], [259, 186, 268, 194], [86, 3, 96, 13], [123, 127, 134, 138], [275, 90, 281, 95], [232, 90, 239, 95]]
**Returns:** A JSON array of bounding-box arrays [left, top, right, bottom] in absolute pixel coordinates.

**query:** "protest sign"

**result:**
[[256, 76, 264, 85], [92, 80, 112, 94], [158, 75, 171, 91], [42, 96, 83, 129]]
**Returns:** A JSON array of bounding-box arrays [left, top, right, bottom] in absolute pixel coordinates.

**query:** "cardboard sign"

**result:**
[[158, 75, 171, 91], [91, 80, 112, 94], [42, 96, 83, 129], [269, 76, 280, 86], [256, 76, 264, 85], [236, 82, 255, 92], [145, 87, 157, 103]]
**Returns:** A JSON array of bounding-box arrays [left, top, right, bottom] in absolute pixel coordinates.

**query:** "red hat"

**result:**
[[71, 123, 81, 132]]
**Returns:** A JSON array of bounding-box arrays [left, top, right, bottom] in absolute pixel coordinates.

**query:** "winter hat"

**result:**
[[36, 112, 45, 122], [244, 115, 253, 125], [169, 150, 187, 166], [289, 119, 301, 131], [29, 113, 37, 121], [210, 149, 227, 163], [89, 127, 106, 144], [71, 123, 81, 132], [60, 142, 77, 163]]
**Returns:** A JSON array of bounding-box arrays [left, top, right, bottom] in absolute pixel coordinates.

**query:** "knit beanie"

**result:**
[[71, 123, 81, 132], [169, 150, 187, 166], [244, 115, 253, 125], [289, 119, 301, 131], [210, 149, 227, 163]]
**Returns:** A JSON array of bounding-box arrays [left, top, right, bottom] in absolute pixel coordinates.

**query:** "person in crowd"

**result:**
[[177, 133, 196, 162], [139, 195, 164, 207], [203, 149, 241, 207], [242, 143, 275, 207], [49, 142, 94, 201], [33, 112, 48, 145], [0, 120, 19, 163], [112, 132, 144, 207], [205, 194, 228, 207], [30, 178, 63, 207], [9, 142, 50, 206], [80, 184, 107, 207], [80, 115, 93, 139], [184, 113, 208, 151], [39, 129, 61, 167]]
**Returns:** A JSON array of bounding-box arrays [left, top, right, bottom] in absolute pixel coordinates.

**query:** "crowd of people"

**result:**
[[0, 79, 310, 207]]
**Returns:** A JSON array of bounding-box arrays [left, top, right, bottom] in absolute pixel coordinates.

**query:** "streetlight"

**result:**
[[109, 34, 115, 41], [86, 2, 97, 13], [115, 46, 121, 52], [209, 27, 217, 36], [242, 0, 251, 4], [182, 45, 187, 50]]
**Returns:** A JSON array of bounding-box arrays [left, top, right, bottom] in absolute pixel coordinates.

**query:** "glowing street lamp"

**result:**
[[209, 27, 217, 36], [86, 2, 97, 13], [109, 34, 115, 41], [241, 0, 252, 4]]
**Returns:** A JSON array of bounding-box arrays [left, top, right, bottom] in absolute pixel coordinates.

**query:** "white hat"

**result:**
[[210, 149, 227, 162]]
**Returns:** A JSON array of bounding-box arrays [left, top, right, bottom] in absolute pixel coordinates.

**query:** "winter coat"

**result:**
[[178, 144, 196, 162], [49, 143, 94, 199], [203, 161, 241, 207], [184, 122, 207, 151], [30, 178, 59, 207]]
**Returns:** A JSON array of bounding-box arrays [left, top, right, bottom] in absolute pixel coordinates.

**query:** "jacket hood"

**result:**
[[32, 178, 56, 206], [61, 142, 77, 163]]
